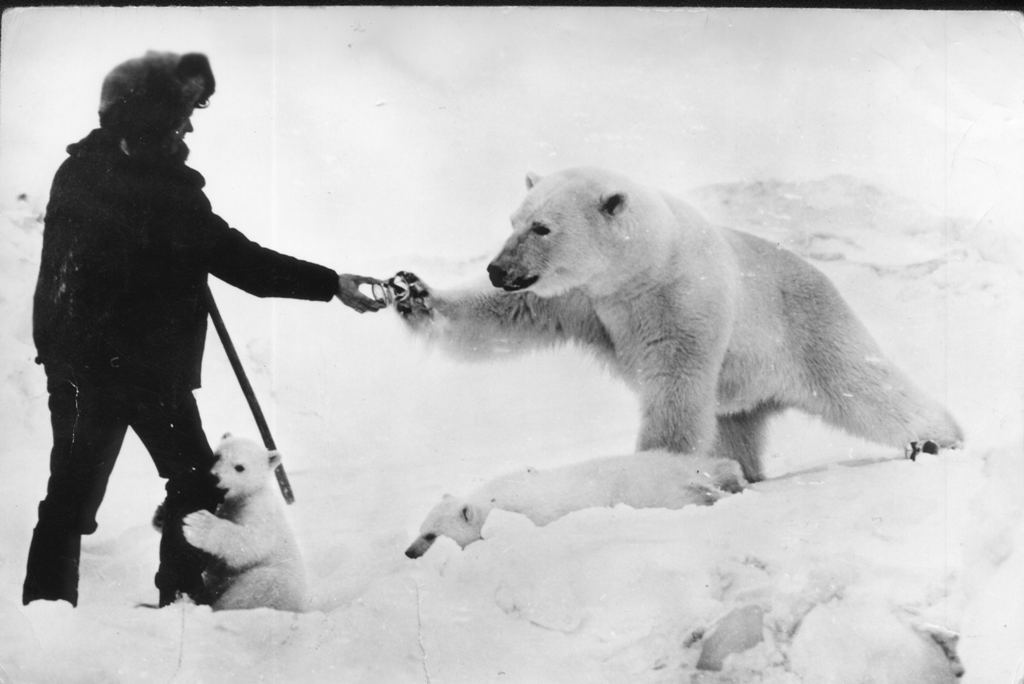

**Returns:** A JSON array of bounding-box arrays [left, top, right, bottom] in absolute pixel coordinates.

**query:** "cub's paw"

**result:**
[[685, 459, 746, 506], [684, 482, 730, 506], [705, 458, 747, 494], [392, 270, 433, 321], [182, 510, 219, 550]]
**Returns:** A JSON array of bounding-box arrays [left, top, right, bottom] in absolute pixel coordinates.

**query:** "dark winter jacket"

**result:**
[[33, 128, 339, 394]]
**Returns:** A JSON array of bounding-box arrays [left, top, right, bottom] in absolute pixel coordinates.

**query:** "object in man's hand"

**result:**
[[370, 272, 414, 307]]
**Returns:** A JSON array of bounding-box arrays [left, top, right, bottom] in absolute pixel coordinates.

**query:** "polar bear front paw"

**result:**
[[905, 440, 940, 461], [393, 270, 433, 320], [182, 510, 219, 550]]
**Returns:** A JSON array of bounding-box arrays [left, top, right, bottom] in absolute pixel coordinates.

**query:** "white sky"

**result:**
[[2, 7, 1022, 262]]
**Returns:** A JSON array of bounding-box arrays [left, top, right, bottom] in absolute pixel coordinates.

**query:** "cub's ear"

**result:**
[[268, 450, 282, 469], [600, 193, 627, 217], [221, 431, 233, 440], [460, 504, 475, 524], [525, 172, 543, 190]]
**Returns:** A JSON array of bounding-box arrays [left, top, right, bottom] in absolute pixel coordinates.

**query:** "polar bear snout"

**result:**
[[405, 533, 437, 559], [487, 261, 539, 291]]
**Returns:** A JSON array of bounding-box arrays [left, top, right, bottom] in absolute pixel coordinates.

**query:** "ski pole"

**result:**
[[202, 284, 295, 504]]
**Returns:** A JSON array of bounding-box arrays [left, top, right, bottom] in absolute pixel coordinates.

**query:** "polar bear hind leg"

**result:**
[[767, 263, 963, 457], [797, 322, 963, 456]]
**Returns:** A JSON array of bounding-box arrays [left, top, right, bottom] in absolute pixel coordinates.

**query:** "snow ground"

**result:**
[[1, 7, 1022, 683]]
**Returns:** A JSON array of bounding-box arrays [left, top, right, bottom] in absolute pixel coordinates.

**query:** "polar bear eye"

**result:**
[[234, 465, 245, 473], [530, 222, 550, 236]]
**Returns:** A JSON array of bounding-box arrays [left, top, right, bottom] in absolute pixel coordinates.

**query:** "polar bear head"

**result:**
[[487, 167, 670, 297], [404, 494, 492, 559], [210, 433, 281, 503]]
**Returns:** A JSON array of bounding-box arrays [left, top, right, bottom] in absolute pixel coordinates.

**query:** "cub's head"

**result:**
[[487, 167, 637, 297], [404, 494, 492, 559], [210, 433, 280, 502]]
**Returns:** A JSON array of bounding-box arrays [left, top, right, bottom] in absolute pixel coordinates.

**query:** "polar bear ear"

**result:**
[[221, 431, 233, 440], [460, 504, 474, 524], [600, 193, 627, 217], [525, 172, 542, 190], [267, 450, 282, 469]]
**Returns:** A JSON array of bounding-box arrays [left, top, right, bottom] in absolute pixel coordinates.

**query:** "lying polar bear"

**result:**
[[405, 451, 745, 558]]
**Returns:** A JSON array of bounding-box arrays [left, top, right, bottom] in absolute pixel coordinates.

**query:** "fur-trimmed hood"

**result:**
[[98, 51, 215, 140]]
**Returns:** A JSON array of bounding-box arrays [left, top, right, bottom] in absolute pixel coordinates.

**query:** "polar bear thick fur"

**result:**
[[396, 167, 962, 482], [405, 451, 745, 558], [182, 435, 306, 612]]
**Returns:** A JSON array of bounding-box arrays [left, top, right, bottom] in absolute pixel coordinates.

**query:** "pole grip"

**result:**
[[202, 284, 295, 504]]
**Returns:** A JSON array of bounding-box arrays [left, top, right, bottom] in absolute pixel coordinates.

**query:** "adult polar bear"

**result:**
[[395, 167, 961, 481]]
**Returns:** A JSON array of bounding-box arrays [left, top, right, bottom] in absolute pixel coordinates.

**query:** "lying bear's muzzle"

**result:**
[[404, 533, 437, 559]]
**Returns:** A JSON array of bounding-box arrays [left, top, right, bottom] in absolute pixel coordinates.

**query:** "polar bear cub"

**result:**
[[405, 451, 745, 558], [182, 435, 306, 611]]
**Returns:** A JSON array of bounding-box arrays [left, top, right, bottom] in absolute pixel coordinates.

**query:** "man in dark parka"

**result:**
[[24, 51, 385, 607]]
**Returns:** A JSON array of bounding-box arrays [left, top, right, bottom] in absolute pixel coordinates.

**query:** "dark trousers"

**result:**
[[23, 375, 224, 606]]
